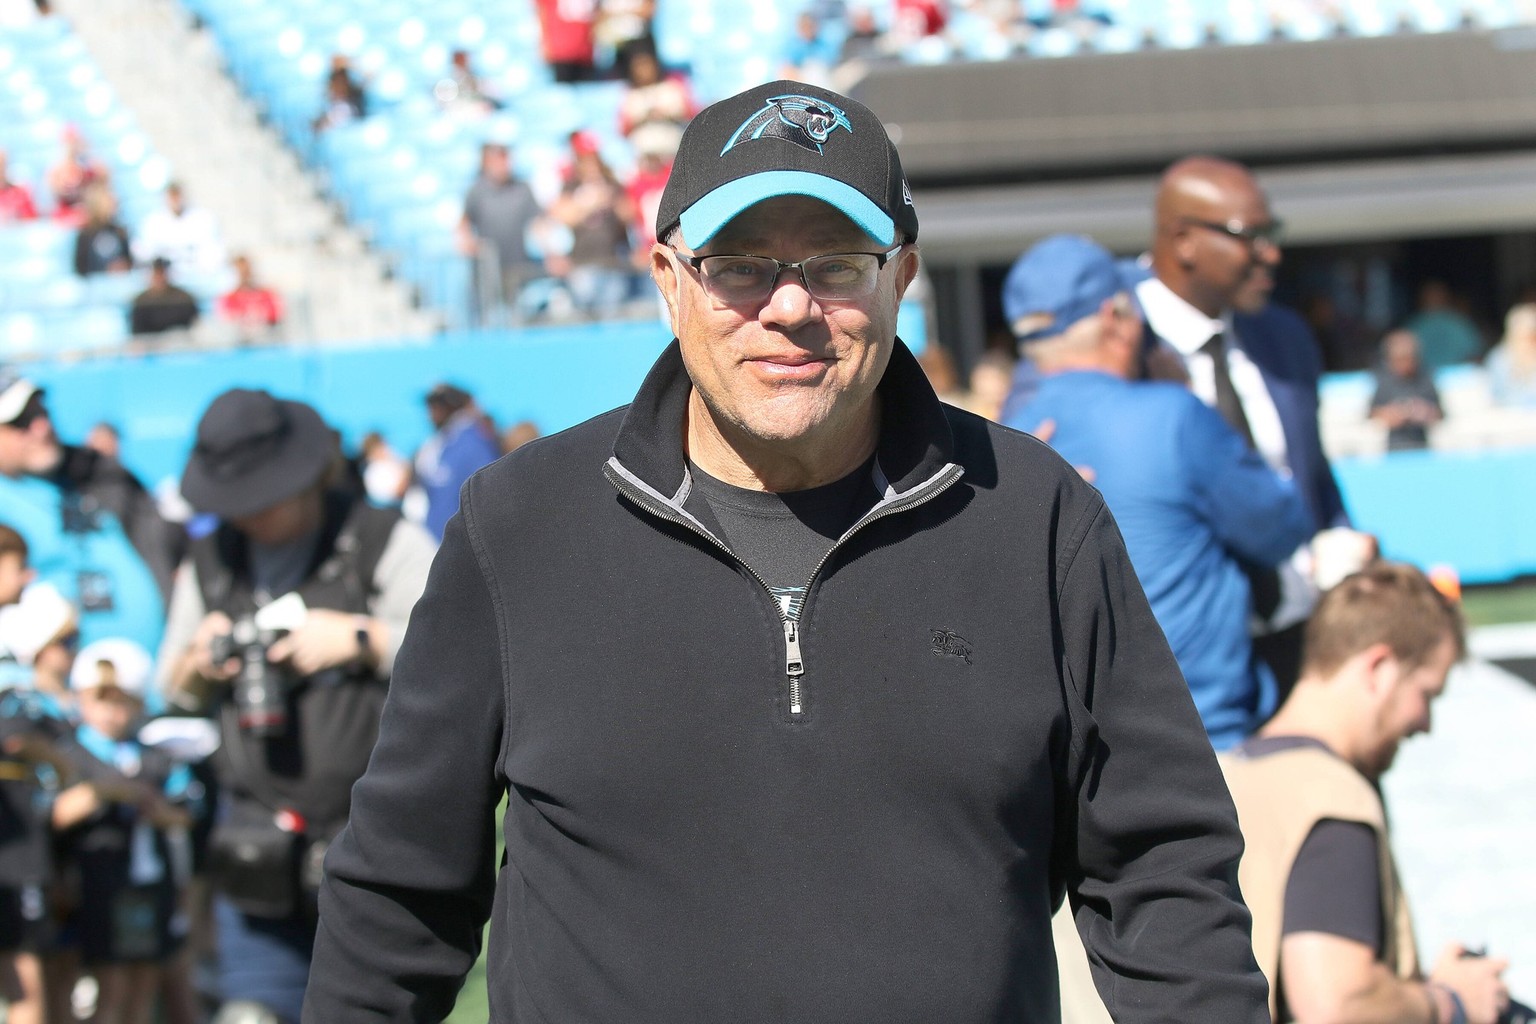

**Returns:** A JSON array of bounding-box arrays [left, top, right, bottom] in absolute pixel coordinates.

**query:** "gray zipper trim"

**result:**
[[604, 455, 965, 718]]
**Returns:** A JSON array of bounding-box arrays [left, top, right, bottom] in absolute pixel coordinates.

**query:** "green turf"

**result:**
[[445, 926, 491, 1023], [1460, 579, 1536, 628]]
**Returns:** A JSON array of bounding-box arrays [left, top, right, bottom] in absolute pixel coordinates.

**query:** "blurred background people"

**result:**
[[536, 0, 598, 83], [1369, 329, 1442, 451], [128, 258, 199, 339], [617, 48, 693, 161], [547, 143, 634, 319], [1405, 279, 1484, 370], [458, 142, 545, 326], [0, 151, 39, 223], [46, 126, 106, 227], [412, 383, 501, 542], [132, 182, 225, 283], [72, 182, 133, 277], [1487, 303, 1536, 409], [216, 253, 284, 343]]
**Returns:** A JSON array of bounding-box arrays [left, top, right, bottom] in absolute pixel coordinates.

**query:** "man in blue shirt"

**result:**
[[413, 383, 502, 542], [1003, 235, 1311, 750]]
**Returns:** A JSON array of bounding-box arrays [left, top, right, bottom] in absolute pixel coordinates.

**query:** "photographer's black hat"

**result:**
[[181, 388, 335, 520], [655, 80, 918, 249]]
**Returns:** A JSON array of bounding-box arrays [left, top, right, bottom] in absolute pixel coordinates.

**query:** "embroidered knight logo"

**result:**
[[721, 94, 854, 156], [930, 629, 973, 665]]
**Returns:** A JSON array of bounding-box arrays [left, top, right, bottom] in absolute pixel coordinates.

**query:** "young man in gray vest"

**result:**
[[1222, 562, 1515, 1024]]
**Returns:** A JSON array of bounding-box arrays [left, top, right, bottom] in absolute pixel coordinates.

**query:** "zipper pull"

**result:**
[[784, 620, 805, 715]]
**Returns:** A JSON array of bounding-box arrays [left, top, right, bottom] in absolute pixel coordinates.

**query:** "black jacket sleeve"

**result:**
[[303, 492, 507, 1022], [1056, 496, 1270, 1023]]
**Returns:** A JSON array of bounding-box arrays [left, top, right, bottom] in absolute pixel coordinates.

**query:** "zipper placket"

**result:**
[[605, 461, 964, 719]]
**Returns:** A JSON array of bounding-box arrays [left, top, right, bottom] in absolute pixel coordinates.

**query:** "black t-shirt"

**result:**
[[1237, 735, 1384, 954], [684, 457, 879, 623]]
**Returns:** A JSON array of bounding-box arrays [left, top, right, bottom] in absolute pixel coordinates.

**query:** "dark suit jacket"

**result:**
[[1229, 303, 1350, 533]]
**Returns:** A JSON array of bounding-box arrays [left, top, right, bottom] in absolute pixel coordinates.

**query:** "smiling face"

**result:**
[[652, 195, 919, 490]]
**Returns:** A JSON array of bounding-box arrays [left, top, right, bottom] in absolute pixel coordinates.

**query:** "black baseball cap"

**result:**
[[655, 80, 918, 250]]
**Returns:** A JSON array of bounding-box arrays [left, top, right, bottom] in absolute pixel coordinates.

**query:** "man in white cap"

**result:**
[[306, 82, 1268, 1023], [0, 371, 179, 661]]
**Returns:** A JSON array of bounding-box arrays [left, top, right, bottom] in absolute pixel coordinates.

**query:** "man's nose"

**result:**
[[758, 269, 821, 328]]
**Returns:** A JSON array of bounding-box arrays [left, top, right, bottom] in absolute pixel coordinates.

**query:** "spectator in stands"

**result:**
[[892, 0, 949, 45], [435, 49, 501, 117], [781, 11, 841, 84], [624, 141, 672, 268], [1221, 562, 1517, 1024], [46, 126, 106, 227], [133, 182, 226, 282], [0, 150, 39, 222], [216, 253, 284, 342], [0, 371, 181, 662], [129, 258, 199, 338], [313, 64, 366, 134], [414, 383, 501, 542], [617, 48, 694, 162], [536, 0, 599, 83], [458, 142, 545, 327], [547, 145, 634, 319], [1369, 328, 1442, 451], [1131, 155, 1370, 700], [71, 182, 133, 277], [1406, 279, 1484, 370], [839, 5, 887, 63], [1487, 302, 1536, 408], [597, 0, 656, 79]]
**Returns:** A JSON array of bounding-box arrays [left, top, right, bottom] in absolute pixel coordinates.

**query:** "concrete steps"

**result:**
[[51, 0, 441, 344]]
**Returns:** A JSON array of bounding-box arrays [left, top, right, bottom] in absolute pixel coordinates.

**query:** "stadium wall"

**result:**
[[24, 308, 1534, 585]]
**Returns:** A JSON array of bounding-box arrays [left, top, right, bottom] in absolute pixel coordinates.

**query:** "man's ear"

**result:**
[[1357, 641, 1397, 696], [892, 245, 921, 302], [650, 243, 681, 330]]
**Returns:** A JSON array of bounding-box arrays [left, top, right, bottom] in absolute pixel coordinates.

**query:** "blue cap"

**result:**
[[1002, 234, 1125, 342]]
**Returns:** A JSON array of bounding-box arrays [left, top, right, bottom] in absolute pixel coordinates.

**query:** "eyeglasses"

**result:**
[[1182, 217, 1284, 251], [673, 245, 905, 307]]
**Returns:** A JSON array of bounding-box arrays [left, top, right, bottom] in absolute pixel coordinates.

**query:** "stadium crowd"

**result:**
[[0, 1, 1533, 1022]]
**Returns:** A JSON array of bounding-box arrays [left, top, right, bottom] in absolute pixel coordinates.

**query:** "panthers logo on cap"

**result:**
[[721, 94, 854, 156]]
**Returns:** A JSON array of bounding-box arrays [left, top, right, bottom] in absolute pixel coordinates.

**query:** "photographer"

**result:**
[[155, 390, 433, 1024], [1222, 563, 1528, 1024]]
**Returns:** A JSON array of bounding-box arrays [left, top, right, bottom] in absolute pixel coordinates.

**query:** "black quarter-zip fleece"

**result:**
[[305, 341, 1268, 1023]]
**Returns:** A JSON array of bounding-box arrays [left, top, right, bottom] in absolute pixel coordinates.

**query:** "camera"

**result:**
[[209, 618, 290, 737]]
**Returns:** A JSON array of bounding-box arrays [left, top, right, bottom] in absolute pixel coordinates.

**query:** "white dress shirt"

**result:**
[[1134, 276, 1317, 630]]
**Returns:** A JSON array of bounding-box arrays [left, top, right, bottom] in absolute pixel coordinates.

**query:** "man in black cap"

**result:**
[[306, 83, 1267, 1023], [156, 388, 433, 1024]]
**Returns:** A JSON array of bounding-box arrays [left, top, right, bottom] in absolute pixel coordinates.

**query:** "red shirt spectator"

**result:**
[[624, 151, 671, 259], [894, 0, 947, 38], [535, 0, 598, 82], [217, 254, 284, 334], [0, 151, 37, 222]]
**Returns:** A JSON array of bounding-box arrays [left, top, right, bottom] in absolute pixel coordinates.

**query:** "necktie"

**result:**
[[1202, 332, 1255, 449]]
